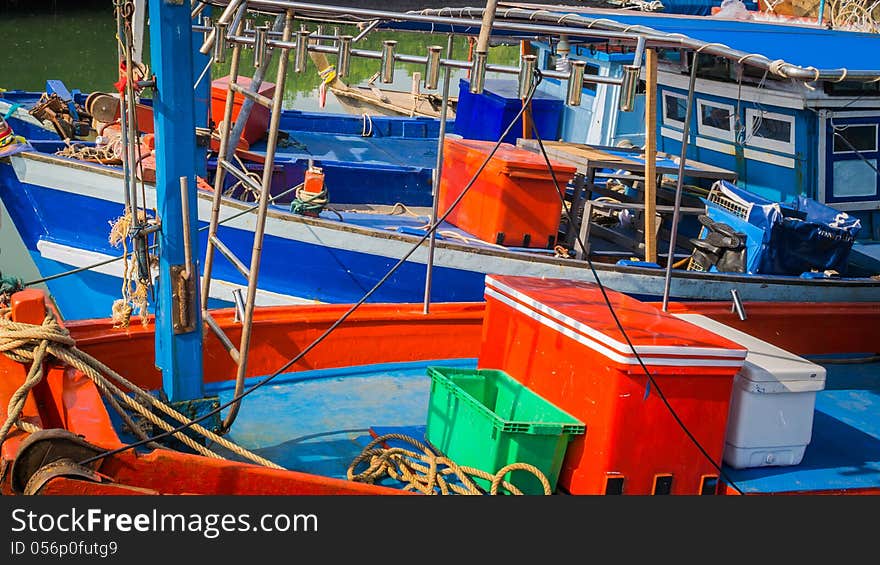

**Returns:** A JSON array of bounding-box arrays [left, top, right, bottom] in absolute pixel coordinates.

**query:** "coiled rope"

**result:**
[[0, 308, 283, 470], [290, 182, 329, 216], [347, 433, 552, 495]]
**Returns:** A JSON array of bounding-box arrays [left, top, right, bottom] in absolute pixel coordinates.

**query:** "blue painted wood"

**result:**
[[148, 0, 204, 402]]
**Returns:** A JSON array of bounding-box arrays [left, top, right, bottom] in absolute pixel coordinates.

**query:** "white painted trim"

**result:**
[[661, 90, 688, 129], [35, 240, 318, 306], [824, 110, 880, 119], [821, 200, 880, 212], [483, 286, 745, 368], [485, 276, 747, 361], [744, 108, 796, 155], [742, 148, 796, 169], [695, 136, 736, 155], [660, 126, 683, 142], [697, 99, 736, 142], [804, 98, 880, 110], [658, 71, 805, 110]]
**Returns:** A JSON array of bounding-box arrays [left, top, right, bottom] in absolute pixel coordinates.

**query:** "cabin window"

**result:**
[[697, 100, 735, 141], [832, 159, 878, 198], [745, 109, 795, 154], [832, 124, 878, 153], [662, 92, 688, 128], [824, 118, 880, 204]]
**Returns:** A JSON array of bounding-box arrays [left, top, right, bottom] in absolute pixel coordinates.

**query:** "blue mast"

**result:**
[[148, 0, 204, 402]]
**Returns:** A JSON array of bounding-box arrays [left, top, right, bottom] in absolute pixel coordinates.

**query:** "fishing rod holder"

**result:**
[[567, 60, 586, 107], [618, 64, 641, 112], [470, 51, 488, 94], [294, 29, 311, 73], [212, 22, 228, 64], [425, 45, 443, 90], [518, 54, 537, 100], [380, 40, 397, 84], [192, 24, 632, 106], [253, 24, 270, 68], [337, 35, 353, 78]]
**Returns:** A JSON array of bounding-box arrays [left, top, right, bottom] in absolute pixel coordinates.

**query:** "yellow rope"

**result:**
[[347, 433, 553, 495], [0, 308, 283, 470]]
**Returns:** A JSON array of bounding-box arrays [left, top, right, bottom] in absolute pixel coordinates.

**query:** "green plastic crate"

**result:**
[[425, 366, 585, 495]]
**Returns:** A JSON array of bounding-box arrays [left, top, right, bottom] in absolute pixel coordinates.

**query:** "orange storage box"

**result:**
[[210, 75, 275, 145], [477, 275, 747, 495], [438, 137, 577, 249]]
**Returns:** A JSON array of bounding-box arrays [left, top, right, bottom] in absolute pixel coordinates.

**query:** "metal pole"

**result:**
[[661, 53, 699, 312], [423, 34, 455, 315]]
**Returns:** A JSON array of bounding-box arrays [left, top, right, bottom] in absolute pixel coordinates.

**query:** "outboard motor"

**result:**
[[689, 215, 747, 273]]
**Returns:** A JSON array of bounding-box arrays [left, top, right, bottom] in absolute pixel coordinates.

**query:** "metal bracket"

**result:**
[[171, 264, 197, 334]]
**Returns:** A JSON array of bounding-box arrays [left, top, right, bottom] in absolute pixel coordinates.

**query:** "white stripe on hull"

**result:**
[[11, 154, 880, 304], [36, 240, 318, 306]]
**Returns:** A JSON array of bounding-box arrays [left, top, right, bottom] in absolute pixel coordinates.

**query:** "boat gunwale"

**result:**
[[10, 150, 880, 291]]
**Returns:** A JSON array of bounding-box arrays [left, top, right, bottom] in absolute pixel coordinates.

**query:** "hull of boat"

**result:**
[[4, 151, 880, 320]]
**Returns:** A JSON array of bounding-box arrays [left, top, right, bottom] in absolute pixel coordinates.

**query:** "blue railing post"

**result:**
[[149, 0, 204, 402]]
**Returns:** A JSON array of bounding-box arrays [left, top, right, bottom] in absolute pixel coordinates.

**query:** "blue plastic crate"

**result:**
[[454, 78, 562, 145]]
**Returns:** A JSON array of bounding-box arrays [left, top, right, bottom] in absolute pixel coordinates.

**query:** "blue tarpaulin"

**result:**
[[704, 181, 861, 275]]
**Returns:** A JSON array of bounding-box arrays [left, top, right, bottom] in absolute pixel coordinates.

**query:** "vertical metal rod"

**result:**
[[294, 29, 310, 72], [381, 40, 397, 84], [566, 59, 585, 107], [643, 48, 658, 264], [661, 54, 699, 311], [212, 22, 228, 63], [232, 288, 245, 322], [180, 176, 194, 281], [730, 288, 747, 321], [425, 45, 442, 89], [253, 24, 269, 68], [469, 0, 497, 94], [202, 16, 244, 312], [469, 50, 488, 94], [423, 34, 455, 315], [115, 9, 132, 214], [337, 35, 352, 78], [223, 9, 294, 432], [518, 54, 537, 100]]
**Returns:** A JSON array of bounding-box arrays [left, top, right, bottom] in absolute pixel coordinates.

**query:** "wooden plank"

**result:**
[[644, 48, 658, 263]]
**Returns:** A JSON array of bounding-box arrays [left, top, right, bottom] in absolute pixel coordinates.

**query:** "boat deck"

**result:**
[[102, 358, 880, 495], [725, 361, 880, 494]]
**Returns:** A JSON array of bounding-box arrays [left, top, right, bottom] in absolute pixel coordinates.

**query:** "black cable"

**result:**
[[524, 70, 742, 494], [78, 73, 546, 467]]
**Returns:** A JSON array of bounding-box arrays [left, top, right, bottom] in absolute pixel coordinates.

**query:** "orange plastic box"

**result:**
[[438, 137, 577, 249], [210, 75, 276, 145], [477, 275, 747, 495]]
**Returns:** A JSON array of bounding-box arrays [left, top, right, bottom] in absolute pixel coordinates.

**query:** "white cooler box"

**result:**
[[675, 314, 826, 469]]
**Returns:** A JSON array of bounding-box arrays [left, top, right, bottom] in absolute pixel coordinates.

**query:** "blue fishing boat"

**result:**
[[3, 2, 880, 324], [0, 0, 879, 503]]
